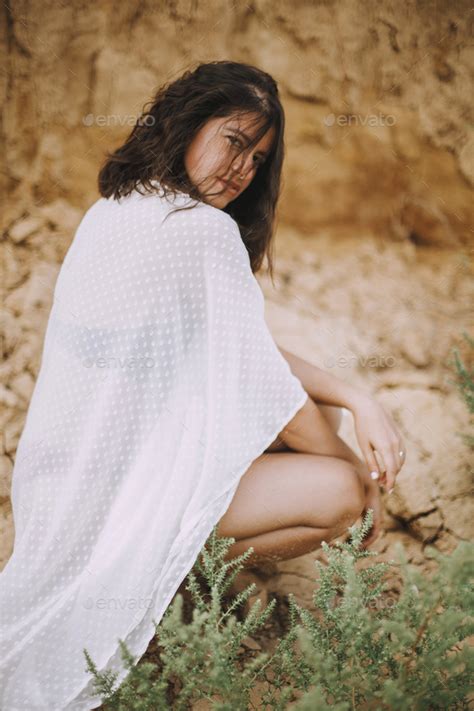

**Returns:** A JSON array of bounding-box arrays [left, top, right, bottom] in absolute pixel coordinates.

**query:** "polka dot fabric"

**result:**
[[0, 182, 309, 709]]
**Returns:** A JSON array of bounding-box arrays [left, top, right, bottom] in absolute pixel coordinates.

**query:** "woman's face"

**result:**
[[184, 114, 275, 208]]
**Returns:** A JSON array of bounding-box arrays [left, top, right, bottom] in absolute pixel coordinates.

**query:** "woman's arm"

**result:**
[[279, 394, 384, 547], [277, 345, 372, 412], [278, 394, 364, 467], [278, 345, 406, 491]]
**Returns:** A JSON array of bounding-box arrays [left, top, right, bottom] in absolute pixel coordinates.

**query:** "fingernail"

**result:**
[[370, 471, 379, 480]]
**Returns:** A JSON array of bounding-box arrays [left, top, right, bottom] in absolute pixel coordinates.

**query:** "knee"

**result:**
[[326, 463, 366, 532]]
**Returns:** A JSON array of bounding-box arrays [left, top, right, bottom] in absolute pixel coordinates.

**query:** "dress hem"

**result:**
[[63, 389, 310, 710]]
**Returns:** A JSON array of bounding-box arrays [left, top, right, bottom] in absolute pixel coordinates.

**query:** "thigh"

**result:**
[[264, 403, 343, 453], [318, 403, 343, 433], [216, 451, 364, 540]]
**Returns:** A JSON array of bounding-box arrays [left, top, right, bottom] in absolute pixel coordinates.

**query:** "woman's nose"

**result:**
[[232, 152, 253, 179]]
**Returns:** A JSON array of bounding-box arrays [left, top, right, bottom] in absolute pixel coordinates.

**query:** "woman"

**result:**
[[97, 58, 403, 564], [1, 60, 405, 709]]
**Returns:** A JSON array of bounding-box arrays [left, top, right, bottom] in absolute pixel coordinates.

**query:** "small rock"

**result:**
[[0, 456, 13, 498], [383, 512, 403, 531], [407, 510, 443, 542], [0, 310, 21, 356], [10, 372, 35, 402], [0, 385, 18, 408], [240, 636, 262, 651], [459, 136, 474, 184], [432, 529, 460, 554], [400, 331, 431, 367], [8, 216, 44, 244], [438, 496, 474, 540], [0, 511, 14, 572], [37, 198, 82, 234], [4, 416, 25, 455], [4, 263, 58, 315]]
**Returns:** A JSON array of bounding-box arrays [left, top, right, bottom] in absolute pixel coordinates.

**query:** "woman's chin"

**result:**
[[201, 192, 233, 208]]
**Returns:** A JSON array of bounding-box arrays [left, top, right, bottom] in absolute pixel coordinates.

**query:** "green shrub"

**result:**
[[446, 331, 474, 449], [270, 515, 473, 710], [84, 330, 474, 708], [84, 513, 474, 710]]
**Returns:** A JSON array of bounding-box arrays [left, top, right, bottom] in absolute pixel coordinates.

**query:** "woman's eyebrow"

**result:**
[[229, 127, 269, 156]]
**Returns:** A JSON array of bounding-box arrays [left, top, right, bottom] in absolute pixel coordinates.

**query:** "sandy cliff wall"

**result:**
[[1, 1, 473, 571]]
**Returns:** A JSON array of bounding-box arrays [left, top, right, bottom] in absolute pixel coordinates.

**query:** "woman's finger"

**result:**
[[398, 440, 406, 472], [394, 448, 401, 474], [373, 449, 387, 488], [387, 416, 405, 475], [386, 441, 400, 492], [384, 455, 398, 492], [364, 445, 382, 482], [380, 446, 398, 491]]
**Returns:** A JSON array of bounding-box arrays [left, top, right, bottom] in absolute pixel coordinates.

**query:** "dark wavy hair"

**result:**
[[97, 60, 286, 278]]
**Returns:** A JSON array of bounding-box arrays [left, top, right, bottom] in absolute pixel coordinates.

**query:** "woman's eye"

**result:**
[[226, 136, 264, 167], [227, 136, 241, 148]]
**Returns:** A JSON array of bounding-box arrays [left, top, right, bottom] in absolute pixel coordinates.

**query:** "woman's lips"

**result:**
[[217, 177, 239, 194]]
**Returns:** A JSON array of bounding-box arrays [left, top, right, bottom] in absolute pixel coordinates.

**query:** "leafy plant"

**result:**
[[84, 513, 474, 710], [446, 331, 474, 448], [270, 514, 473, 710]]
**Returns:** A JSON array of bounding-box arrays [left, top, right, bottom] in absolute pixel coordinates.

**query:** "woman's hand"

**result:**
[[351, 396, 406, 494], [352, 462, 384, 548]]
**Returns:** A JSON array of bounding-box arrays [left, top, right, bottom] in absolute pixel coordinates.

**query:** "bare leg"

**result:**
[[213, 394, 361, 568], [216, 451, 365, 567], [221, 525, 343, 567], [264, 401, 343, 453]]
